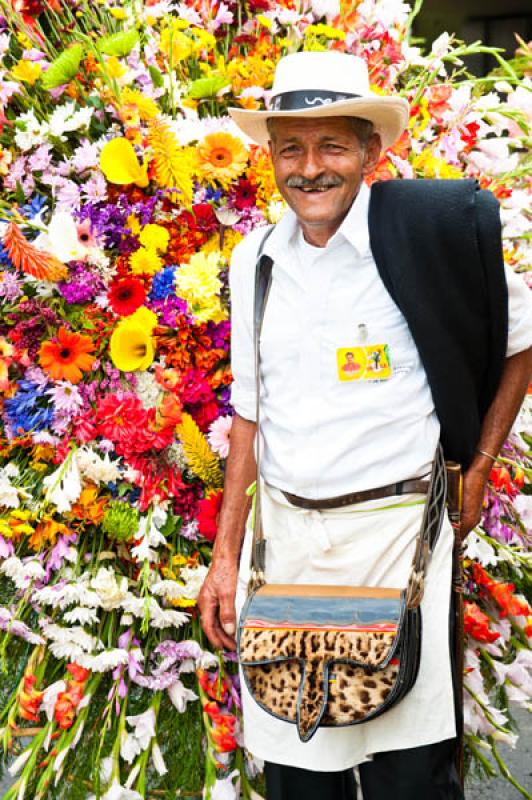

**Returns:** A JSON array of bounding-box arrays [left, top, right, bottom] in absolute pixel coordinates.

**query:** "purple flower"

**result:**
[[58, 261, 105, 304]]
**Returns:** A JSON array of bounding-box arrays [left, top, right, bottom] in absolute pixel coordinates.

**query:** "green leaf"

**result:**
[[42, 44, 84, 90], [148, 65, 164, 88], [98, 30, 139, 57], [15, 181, 25, 206], [188, 75, 230, 99]]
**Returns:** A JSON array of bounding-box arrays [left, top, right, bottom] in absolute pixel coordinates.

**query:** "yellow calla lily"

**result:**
[[110, 321, 154, 372], [100, 138, 149, 188]]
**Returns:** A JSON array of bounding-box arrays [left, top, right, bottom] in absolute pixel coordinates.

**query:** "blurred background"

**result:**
[[413, 0, 532, 74]]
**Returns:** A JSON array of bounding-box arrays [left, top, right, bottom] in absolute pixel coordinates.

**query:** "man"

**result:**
[[198, 51, 532, 799]]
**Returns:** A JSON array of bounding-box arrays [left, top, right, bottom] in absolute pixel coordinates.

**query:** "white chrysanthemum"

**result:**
[[90, 567, 129, 611], [76, 648, 129, 673], [33, 580, 101, 610], [178, 565, 209, 601], [48, 103, 93, 140], [63, 607, 100, 625], [41, 622, 101, 652], [150, 579, 186, 601], [14, 109, 49, 151], [0, 556, 45, 589], [149, 598, 189, 629], [76, 447, 121, 486]]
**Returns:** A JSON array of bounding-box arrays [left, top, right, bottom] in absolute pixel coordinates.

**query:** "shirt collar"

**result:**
[[264, 181, 371, 262]]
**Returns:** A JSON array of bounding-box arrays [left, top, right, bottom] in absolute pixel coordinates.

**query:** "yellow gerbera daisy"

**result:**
[[129, 246, 164, 275], [196, 132, 248, 187], [121, 88, 159, 121]]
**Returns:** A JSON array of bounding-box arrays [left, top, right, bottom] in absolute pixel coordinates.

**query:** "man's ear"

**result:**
[[361, 132, 382, 177]]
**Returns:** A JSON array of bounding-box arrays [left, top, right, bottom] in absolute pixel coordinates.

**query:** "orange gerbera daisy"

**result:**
[[39, 327, 96, 384], [196, 132, 248, 186]]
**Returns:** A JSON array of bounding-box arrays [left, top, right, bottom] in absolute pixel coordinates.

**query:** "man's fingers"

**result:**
[[198, 585, 237, 651]]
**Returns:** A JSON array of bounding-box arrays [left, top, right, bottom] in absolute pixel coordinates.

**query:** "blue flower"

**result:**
[[21, 194, 48, 220], [4, 380, 53, 435], [150, 266, 176, 300]]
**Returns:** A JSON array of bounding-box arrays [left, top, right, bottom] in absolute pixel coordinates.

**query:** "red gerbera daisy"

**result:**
[[108, 277, 147, 317], [231, 178, 257, 211]]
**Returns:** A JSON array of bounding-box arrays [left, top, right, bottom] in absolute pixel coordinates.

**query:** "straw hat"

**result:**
[[229, 51, 409, 151]]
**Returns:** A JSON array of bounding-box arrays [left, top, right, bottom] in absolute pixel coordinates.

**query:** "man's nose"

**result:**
[[299, 147, 324, 180]]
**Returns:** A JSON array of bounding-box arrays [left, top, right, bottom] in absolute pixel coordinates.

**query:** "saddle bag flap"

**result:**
[[238, 585, 406, 741]]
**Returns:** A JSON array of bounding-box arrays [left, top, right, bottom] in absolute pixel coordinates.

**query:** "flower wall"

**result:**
[[0, 0, 530, 798]]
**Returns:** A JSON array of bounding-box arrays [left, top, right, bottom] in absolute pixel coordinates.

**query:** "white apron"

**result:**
[[236, 484, 456, 772]]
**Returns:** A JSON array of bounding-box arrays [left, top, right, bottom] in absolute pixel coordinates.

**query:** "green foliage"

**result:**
[[42, 44, 84, 90], [188, 76, 230, 99], [98, 30, 140, 57]]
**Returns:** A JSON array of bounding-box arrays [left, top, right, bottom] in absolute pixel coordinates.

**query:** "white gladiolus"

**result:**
[[168, 680, 198, 712], [43, 454, 82, 513], [151, 741, 168, 776]]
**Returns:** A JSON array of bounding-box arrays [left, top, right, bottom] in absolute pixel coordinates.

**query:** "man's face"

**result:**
[[268, 116, 381, 243]]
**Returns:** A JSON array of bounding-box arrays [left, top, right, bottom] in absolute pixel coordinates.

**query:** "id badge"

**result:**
[[336, 344, 392, 382]]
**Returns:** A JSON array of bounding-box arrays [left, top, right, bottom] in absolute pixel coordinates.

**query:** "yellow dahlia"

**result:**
[[129, 246, 164, 275], [139, 224, 169, 253], [196, 132, 248, 186]]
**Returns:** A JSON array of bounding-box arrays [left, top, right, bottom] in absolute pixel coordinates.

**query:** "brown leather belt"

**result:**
[[281, 478, 430, 510]]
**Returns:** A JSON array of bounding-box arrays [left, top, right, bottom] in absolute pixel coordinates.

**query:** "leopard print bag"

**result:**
[[237, 244, 448, 743], [238, 583, 421, 742]]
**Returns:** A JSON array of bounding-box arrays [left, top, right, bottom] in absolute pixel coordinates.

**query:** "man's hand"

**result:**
[[198, 558, 238, 651], [460, 464, 490, 541]]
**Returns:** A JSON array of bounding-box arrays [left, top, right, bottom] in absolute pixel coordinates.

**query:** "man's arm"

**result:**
[[460, 346, 532, 539], [197, 414, 256, 650]]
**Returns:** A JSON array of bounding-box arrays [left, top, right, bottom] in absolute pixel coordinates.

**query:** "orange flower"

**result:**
[[69, 484, 107, 524], [197, 132, 248, 186], [39, 327, 96, 384], [28, 518, 71, 551], [464, 601, 500, 643], [18, 669, 43, 722]]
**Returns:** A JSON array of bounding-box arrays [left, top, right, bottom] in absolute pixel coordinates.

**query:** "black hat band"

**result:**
[[268, 90, 361, 111]]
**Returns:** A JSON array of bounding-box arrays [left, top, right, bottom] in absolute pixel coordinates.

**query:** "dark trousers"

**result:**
[[264, 738, 464, 800]]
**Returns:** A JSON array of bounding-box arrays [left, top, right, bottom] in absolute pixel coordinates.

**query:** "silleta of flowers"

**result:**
[[0, 0, 530, 798]]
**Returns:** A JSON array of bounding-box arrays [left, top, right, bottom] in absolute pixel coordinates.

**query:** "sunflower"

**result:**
[[108, 276, 147, 317], [196, 132, 248, 186], [39, 327, 96, 384]]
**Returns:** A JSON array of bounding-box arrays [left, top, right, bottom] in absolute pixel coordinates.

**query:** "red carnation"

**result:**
[[108, 277, 147, 317]]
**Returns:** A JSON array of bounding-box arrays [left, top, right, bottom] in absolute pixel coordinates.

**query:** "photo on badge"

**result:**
[[336, 344, 392, 382]]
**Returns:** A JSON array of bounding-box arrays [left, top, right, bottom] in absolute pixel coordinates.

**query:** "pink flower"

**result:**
[[207, 415, 233, 458]]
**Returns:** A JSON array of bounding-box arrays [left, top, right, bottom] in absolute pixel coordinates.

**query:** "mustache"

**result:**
[[285, 175, 343, 189]]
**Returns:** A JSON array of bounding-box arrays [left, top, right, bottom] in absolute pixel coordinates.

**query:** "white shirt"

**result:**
[[229, 182, 532, 500]]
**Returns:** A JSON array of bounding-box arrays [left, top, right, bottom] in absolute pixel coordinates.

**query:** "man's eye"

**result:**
[[280, 146, 300, 155], [322, 144, 344, 153]]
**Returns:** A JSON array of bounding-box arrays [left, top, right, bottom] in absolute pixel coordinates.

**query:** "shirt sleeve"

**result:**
[[505, 266, 532, 357], [229, 237, 257, 422]]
